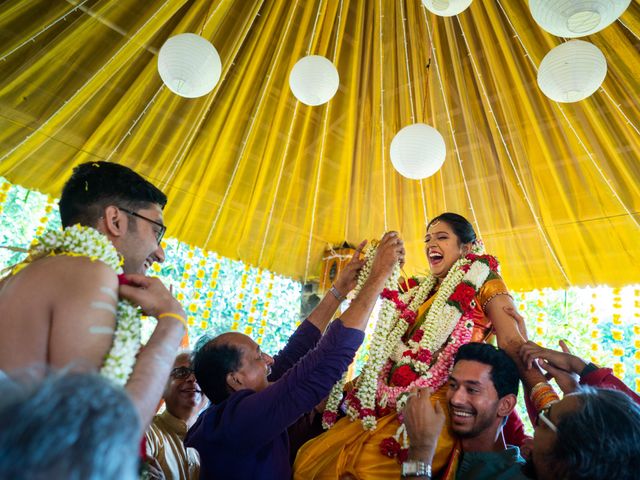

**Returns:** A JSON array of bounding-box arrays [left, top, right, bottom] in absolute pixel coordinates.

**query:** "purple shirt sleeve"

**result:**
[[221, 319, 363, 450], [581, 367, 640, 404], [268, 319, 321, 381]]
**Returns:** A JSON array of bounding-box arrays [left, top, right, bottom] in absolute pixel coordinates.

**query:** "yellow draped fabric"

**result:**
[[0, 1, 638, 289], [294, 276, 508, 479]]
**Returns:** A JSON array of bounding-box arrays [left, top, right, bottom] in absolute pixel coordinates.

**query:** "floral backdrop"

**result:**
[[1, 178, 638, 408]]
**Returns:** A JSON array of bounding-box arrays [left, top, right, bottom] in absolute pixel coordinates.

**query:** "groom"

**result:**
[[0, 161, 186, 431]]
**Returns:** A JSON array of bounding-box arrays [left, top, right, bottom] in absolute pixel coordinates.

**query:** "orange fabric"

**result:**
[[293, 277, 509, 479]]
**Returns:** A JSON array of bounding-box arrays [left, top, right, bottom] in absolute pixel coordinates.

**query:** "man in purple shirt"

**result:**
[[186, 232, 405, 480]]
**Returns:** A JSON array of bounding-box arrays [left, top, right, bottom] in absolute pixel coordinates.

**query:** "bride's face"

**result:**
[[424, 221, 471, 281]]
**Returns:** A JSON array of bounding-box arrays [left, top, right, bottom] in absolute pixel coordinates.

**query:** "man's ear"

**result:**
[[226, 372, 241, 393], [102, 205, 126, 238], [497, 393, 517, 418]]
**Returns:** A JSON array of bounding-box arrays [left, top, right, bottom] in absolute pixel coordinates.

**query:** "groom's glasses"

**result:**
[[119, 207, 166, 244]]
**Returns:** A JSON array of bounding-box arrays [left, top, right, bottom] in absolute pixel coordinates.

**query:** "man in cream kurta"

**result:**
[[146, 352, 206, 480]]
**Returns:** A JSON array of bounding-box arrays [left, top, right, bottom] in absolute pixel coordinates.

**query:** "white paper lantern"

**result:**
[[390, 124, 446, 180], [289, 55, 339, 106], [158, 33, 222, 98], [537, 40, 607, 103], [422, 0, 473, 17], [530, 0, 631, 38]]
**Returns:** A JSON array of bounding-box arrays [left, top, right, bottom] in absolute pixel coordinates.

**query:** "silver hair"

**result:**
[[0, 369, 140, 480]]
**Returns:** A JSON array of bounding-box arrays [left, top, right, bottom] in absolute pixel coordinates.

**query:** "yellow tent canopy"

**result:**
[[0, 0, 638, 289]]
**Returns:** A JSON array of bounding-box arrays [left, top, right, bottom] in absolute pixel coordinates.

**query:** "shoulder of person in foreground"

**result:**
[[0, 254, 119, 371]]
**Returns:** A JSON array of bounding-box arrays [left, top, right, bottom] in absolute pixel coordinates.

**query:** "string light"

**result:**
[[304, 0, 345, 281], [379, 0, 388, 232], [495, 0, 639, 230], [399, 0, 429, 228], [455, 16, 570, 285], [421, 7, 482, 238]]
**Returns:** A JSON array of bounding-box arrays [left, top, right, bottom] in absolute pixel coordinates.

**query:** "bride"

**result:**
[[294, 212, 557, 479]]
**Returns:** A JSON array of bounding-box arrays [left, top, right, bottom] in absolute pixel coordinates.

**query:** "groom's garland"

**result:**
[[11, 225, 141, 385], [322, 239, 500, 460]]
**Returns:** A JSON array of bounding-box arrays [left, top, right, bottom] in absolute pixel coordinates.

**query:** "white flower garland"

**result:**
[[13, 225, 140, 385], [322, 239, 499, 432]]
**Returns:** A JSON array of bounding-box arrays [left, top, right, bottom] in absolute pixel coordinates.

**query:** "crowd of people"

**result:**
[[0, 161, 638, 480]]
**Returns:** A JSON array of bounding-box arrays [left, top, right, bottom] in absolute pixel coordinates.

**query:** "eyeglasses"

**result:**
[[537, 404, 558, 433], [170, 366, 194, 380], [119, 207, 166, 244]]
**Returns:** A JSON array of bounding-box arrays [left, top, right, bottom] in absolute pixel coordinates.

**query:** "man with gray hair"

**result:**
[[0, 370, 140, 480], [146, 351, 207, 480]]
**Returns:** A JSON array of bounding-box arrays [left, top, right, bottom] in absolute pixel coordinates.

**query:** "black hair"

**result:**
[[192, 335, 243, 404], [453, 342, 519, 398], [59, 161, 167, 227], [550, 387, 640, 480], [427, 212, 476, 245]]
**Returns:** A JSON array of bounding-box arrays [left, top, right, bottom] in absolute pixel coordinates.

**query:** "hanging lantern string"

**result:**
[[495, 0, 639, 230], [455, 17, 571, 286], [421, 8, 482, 239], [557, 39, 640, 138], [160, 0, 244, 189], [203, 0, 293, 247], [259, 0, 323, 265], [303, 0, 345, 282], [0, 0, 173, 176], [0, 0, 91, 63], [379, 0, 389, 232], [399, 0, 429, 228]]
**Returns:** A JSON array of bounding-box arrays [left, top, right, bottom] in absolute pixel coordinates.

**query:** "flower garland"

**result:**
[[11, 225, 141, 386], [322, 239, 500, 462]]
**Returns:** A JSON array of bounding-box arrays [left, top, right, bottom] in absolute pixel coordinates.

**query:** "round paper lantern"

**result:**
[[530, 0, 631, 38], [537, 40, 607, 103], [390, 124, 446, 180], [422, 0, 473, 17], [289, 55, 339, 106], [158, 33, 222, 98]]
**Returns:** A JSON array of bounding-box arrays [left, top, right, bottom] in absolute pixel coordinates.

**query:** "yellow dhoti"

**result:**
[[294, 386, 456, 480]]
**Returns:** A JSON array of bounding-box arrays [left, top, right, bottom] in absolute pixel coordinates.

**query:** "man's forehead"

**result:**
[[173, 353, 191, 368], [140, 203, 163, 220], [215, 332, 257, 352], [451, 360, 493, 385]]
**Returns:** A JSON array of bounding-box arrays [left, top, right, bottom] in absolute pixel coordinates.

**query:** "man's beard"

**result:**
[[521, 458, 537, 479]]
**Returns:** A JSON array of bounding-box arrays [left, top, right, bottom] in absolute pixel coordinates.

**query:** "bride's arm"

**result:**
[[485, 294, 559, 411]]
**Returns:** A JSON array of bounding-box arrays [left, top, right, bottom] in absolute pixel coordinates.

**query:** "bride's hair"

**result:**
[[427, 212, 476, 245]]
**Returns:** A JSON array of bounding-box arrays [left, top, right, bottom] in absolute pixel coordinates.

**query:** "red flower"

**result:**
[[391, 365, 419, 387], [381, 288, 398, 301], [449, 282, 476, 310], [322, 411, 337, 425], [411, 330, 424, 343], [398, 448, 409, 463], [460, 263, 471, 273], [481, 255, 499, 271], [376, 403, 393, 417], [416, 349, 432, 364], [380, 437, 402, 458], [360, 408, 376, 418], [400, 309, 417, 325], [402, 349, 416, 359]]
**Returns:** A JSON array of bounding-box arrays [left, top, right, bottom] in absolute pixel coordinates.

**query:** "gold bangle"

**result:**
[[158, 312, 188, 330]]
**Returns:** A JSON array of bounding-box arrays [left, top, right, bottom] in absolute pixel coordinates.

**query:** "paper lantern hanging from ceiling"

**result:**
[[289, 55, 340, 106], [157, 33, 222, 98], [390, 123, 446, 180], [529, 0, 631, 38], [421, 0, 473, 17], [537, 40, 607, 103]]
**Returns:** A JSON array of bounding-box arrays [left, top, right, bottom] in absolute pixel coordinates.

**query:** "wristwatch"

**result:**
[[329, 285, 346, 302], [401, 461, 431, 478]]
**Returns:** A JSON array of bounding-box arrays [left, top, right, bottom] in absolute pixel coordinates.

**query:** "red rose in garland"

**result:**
[[390, 365, 419, 387], [449, 282, 476, 309]]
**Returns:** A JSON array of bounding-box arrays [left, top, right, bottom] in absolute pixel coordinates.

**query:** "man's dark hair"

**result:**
[[453, 342, 519, 398], [550, 386, 640, 480], [59, 161, 167, 227], [427, 212, 477, 245], [192, 335, 243, 404]]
